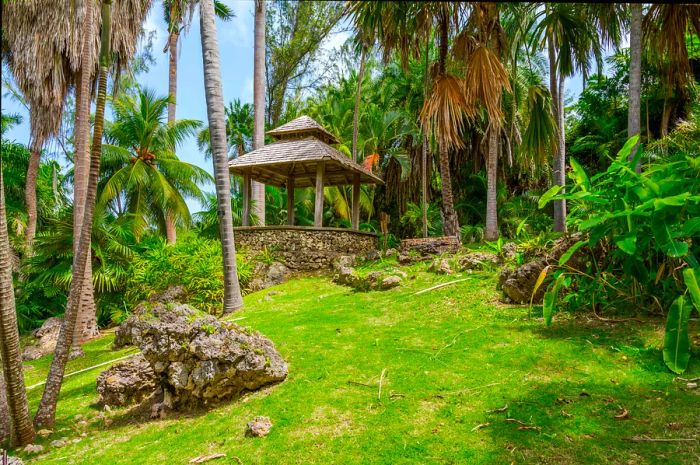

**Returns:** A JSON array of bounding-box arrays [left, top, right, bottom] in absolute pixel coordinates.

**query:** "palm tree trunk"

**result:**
[[554, 73, 567, 232], [548, 37, 566, 233], [438, 142, 459, 238], [485, 126, 499, 241], [0, 367, 10, 446], [0, 156, 35, 446], [165, 27, 180, 244], [422, 135, 429, 238], [73, 0, 99, 344], [24, 131, 44, 248], [251, 0, 266, 225], [661, 97, 672, 137], [168, 30, 179, 123], [351, 45, 366, 230], [200, 0, 244, 313], [628, 2, 642, 173], [34, 0, 113, 429]]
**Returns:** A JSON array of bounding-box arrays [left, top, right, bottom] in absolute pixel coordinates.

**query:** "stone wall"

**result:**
[[233, 226, 378, 270]]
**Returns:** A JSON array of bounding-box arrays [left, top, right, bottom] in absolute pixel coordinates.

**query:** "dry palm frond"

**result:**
[[464, 46, 511, 126], [420, 74, 471, 150], [644, 4, 700, 91]]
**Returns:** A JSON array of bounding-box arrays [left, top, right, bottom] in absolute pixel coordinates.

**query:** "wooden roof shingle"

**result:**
[[266, 115, 338, 144]]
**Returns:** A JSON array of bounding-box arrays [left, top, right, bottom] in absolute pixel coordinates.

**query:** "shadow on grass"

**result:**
[[481, 379, 700, 465]]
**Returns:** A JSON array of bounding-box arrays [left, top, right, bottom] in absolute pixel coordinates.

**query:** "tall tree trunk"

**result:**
[[251, 0, 266, 225], [0, 156, 35, 446], [628, 2, 642, 173], [73, 0, 99, 344], [165, 27, 180, 244], [34, 0, 112, 429], [0, 366, 10, 446], [200, 0, 244, 313], [352, 46, 366, 163], [436, 13, 459, 239], [24, 125, 44, 248], [548, 37, 566, 233], [661, 98, 672, 137], [485, 126, 499, 241], [422, 135, 429, 238], [553, 74, 567, 232]]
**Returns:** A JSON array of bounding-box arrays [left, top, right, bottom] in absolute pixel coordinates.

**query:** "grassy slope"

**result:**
[[16, 259, 700, 465]]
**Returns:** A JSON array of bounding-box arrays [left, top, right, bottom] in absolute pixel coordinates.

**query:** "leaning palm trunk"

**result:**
[[200, 0, 244, 313], [628, 3, 642, 173], [0, 158, 35, 446], [165, 25, 180, 244], [0, 367, 10, 446], [34, 0, 113, 428], [485, 126, 499, 241], [73, 1, 99, 343], [251, 0, 266, 225], [351, 45, 366, 229]]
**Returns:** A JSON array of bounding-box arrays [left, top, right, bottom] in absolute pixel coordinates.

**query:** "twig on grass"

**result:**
[[378, 368, 387, 401], [627, 436, 697, 443], [413, 278, 471, 295], [432, 326, 484, 359]]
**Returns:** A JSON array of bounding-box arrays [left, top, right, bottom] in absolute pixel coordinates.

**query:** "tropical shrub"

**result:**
[[125, 234, 253, 316], [539, 136, 700, 373]]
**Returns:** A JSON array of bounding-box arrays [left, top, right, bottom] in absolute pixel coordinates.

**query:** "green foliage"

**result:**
[[399, 202, 442, 238], [540, 137, 700, 372], [125, 235, 252, 315], [663, 296, 693, 374]]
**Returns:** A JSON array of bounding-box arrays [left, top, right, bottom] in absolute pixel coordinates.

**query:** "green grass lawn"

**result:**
[[15, 260, 700, 464]]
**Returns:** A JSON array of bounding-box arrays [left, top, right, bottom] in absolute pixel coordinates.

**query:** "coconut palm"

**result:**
[[628, 4, 643, 172], [199, 0, 244, 313], [251, 0, 267, 224], [98, 88, 209, 241], [0, 156, 35, 446]]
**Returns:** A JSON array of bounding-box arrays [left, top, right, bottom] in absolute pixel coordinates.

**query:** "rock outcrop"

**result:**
[[457, 252, 499, 271], [96, 354, 158, 407], [22, 317, 63, 361], [499, 234, 587, 304], [114, 303, 287, 408], [250, 262, 290, 292], [246, 416, 273, 437], [333, 265, 404, 291]]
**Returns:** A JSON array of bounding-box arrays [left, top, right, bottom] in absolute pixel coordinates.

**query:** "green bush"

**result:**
[[539, 136, 700, 373], [126, 234, 252, 315]]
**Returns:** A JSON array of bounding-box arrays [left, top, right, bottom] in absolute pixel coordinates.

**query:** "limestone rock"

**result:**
[[428, 258, 453, 275], [381, 276, 402, 289], [22, 317, 63, 361], [333, 255, 357, 270], [50, 438, 68, 448], [502, 242, 518, 260], [457, 252, 499, 271], [250, 262, 290, 292], [96, 354, 158, 407], [365, 249, 380, 261], [245, 416, 273, 437], [121, 303, 287, 408], [5, 456, 23, 465], [384, 248, 397, 258], [400, 236, 460, 256], [24, 444, 44, 454], [333, 265, 363, 289], [148, 285, 186, 303]]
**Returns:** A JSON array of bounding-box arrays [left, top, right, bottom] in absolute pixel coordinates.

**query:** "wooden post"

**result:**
[[242, 173, 251, 226], [351, 173, 360, 230], [314, 162, 325, 227], [287, 176, 295, 225]]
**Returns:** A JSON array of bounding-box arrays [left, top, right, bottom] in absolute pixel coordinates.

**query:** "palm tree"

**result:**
[[163, 0, 233, 241], [0, 156, 35, 446], [35, 0, 118, 428], [99, 88, 209, 241], [197, 100, 255, 160], [199, 0, 244, 313], [628, 3, 643, 172], [252, 0, 267, 225]]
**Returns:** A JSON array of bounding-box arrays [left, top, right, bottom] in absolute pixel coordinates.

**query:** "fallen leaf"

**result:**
[[561, 410, 573, 418], [189, 453, 226, 464]]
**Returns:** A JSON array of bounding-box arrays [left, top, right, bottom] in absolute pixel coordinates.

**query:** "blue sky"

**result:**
[[2, 1, 610, 212]]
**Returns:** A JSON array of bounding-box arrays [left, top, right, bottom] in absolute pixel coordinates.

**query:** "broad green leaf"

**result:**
[[683, 268, 700, 311], [683, 217, 700, 236], [569, 158, 590, 191], [615, 231, 637, 255], [654, 193, 690, 210], [559, 240, 586, 266], [543, 274, 567, 327], [617, 135, 640, 163], [538, 185, 562, 209], [652, 213, 689, 258], [663, 296, 692, 374]]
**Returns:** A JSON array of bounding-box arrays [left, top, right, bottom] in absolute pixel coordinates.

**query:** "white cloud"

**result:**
[[219, 0, 254, 47]]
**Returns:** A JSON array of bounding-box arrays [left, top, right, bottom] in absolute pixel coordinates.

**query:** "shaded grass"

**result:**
[[13, 262, 700, 464]]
